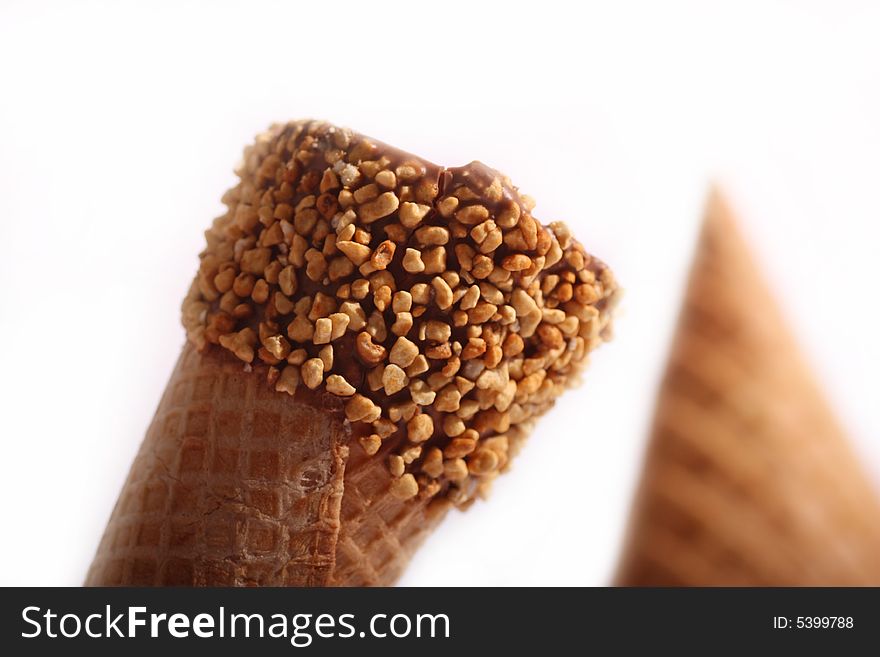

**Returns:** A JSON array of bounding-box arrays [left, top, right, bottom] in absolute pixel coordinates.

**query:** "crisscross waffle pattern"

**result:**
[[331, 452, 450, 586], [86, 344, 451, 586], [86, 344, 348, 585]]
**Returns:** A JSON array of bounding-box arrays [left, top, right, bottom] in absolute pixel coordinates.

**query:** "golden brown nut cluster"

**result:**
[[182, 120, 618, 506]]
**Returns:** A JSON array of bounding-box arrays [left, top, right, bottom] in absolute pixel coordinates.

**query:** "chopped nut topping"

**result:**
[[313, 317, 332, 345], [356, 331, 387, 364], [318, 344, 334, 371], [425, 320, 452, 342], [389, 336, 419, 368], [456, 204, 489, 225], [346, 394, 380, 422], [468, 448, 499, 475], [326, 374, 355, 396], [359, 434, 382, 456], [240, 248, 271, 274], [390, 473, 418, 500], [328, 312, 350, 340], [432, 276, 453, 309], [399, 202, 430, 227], [182, 119, 617, 508], [444, 458, 469, 482], [337, 240, 371, 266], [389, 454, 405, 477], [375, 169, 396, 189], [392, 291, 412, 312], [353, 183, 379, 204], [391, 311, 413, 336], [421, 246, 447, 274], [275, 364, 300, 395], [421, 447, 444, 478], [402, 248, 425, 273], [359, 191, 399, 223], [339, 301, 366, 330], [287, 315, 314, 343], [382, 364, 409, 395], [301, 358, 324, 389], [502, 253, 532, 271], [218, 327, 256, 363], [251, 279, 269, 304], [278, 265, 298, 296], [415, 225, 450, 246], [401, 445, 422, 464], [406, 354, 429, 377], [264, 334, 291, 360], [371, 240, 396, 270], [407, 413, 434, 443]]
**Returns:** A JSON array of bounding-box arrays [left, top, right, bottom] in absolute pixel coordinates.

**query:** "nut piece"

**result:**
[[425, 320, 451, 342], [359, 434, 382, 456], [356, 331, 387, 364], [359, 191, 399, 223], [287, 316, 314, 343], [329, 312, 350, 340], [415, 226, 449, 246], [402, 248, 425, 273], [275, 365, 300, 395], [218, 328, 256, 363], [339, 301, 367, 330], [422, 448, 444, 478], [389, 336, 419, 367], [318, 344, 334, 371], [375, 170, 396, 189], [388, 454, 405, 477], [337, 240, 372, 266], [511, 288, 539, 316], [502, 254, 532, 271], [455, 205, 489, 225], [468, 448, 500, 475], [346, 394, 380, 422], [313, 317, 332, 344], [391, 312, 413, 336], [408, 380, 436, 405], [382, 364, 409, 395], [264, 335, 291, 360], [399, 202, 430, 227], [326, 374, 356, 396], [421, 246, 446, 274], [432, 277, 453, 309], [240, 248, 271, 274], [390, 473, 418, 500], [406, 354, 429, 377], [301, 358, 325, 389], [444, 458, 469, 482], [392, 291, 413, 313], [407, 413, 434, 443], [371, 240, 396, 270]]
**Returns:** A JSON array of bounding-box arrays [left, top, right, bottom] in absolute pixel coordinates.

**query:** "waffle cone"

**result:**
[[616, 190, 880, 586], [86, 343, 449, 586]]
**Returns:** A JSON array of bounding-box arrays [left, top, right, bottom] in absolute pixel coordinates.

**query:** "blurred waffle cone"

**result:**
[[616, 189, 880, 585], [85, 343, 449, 586]]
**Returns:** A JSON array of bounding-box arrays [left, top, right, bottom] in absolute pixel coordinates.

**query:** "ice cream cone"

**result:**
[[86, 119, 618, 586], [616, 189, 880, 586]]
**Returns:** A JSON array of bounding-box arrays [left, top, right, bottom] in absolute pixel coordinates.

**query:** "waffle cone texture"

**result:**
[[85, 343, 449, 586], [616, 190, 880, 586]]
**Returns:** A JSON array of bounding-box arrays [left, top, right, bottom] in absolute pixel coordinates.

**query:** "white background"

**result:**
[[1, 0, 879, 586]]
